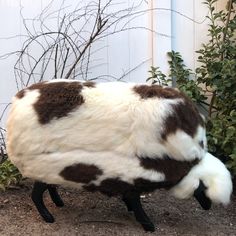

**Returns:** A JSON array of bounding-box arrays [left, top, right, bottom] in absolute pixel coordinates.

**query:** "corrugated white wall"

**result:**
[[0, 0, 227, 128]]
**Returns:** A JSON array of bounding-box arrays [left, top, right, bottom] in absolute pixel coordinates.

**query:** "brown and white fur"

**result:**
[[6, 79, 232, 232]]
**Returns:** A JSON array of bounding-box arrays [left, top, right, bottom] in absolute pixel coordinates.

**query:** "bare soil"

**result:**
[[0, 179, 235, 236]]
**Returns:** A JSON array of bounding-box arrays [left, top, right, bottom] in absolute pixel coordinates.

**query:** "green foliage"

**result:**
[[206, 109, 236, 172], [196, 0, 236, 110], [0, 159, 22, 191], [1, 127, 22, 190], [196, 0, 236, 173], [167, 51, 207, 104], [147, 66, 171, 86], [147, 0, 236, 173]]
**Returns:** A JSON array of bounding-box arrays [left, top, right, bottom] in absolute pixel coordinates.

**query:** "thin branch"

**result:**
[[4, 0, 204, 88], [64, 18, 108, 79], [119, 58, 151, 81], [0, 103, 11, 122], [54, 44, 58, 78], [60, 47, 70, 78]]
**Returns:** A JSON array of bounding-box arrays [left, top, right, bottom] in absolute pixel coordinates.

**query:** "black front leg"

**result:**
[[122, 197, 133, 212], [194, 180, 212, 210], [123, 193, 155, 232], [31, 181, 55, 223], [47, 185, 64, 207]]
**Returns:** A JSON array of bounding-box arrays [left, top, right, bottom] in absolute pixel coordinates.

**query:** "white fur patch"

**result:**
[[7, 80, 205, 161], [164, 130, 205, 161], [171, 152, 232, 205], [7, 80, 213, 197], [15, 150, 165, 188]]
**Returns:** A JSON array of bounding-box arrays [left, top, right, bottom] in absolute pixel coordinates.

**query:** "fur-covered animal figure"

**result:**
[[6, 80, 232, 232]]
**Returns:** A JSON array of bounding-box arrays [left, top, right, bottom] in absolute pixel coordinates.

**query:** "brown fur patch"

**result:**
[[84, 177, 172, 197], [161, 99, 204, 139], [60, 163, 103, 184], [16, 89, 25, 99], [28, 81, 84, 124], [133, 85, 182, 99], [83, 81, 96, 88], [84, 178, 133, 196], [140, 156, 199, 184], [133, 84, 204, 138]]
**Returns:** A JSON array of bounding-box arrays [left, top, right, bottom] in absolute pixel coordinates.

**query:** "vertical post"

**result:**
[[171, 0, 176, 86], [148, 0, 154, 68], [155, 0, 172, 77]]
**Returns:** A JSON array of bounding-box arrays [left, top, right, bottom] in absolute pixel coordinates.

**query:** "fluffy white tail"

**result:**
[[172, 152, 233, 205]]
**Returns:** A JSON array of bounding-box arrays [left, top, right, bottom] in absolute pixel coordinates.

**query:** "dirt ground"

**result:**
[[0, 179, 235, 236]]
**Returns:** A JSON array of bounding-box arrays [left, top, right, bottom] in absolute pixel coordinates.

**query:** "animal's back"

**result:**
[[6, 79, 206, 184], [7, 81, 135, 155]]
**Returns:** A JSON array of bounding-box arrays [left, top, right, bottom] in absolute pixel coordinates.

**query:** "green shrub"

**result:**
[[147, 66, 171, 86], [196, 0, 236, 173], [0, 129, 22, 190], [147, 0, 236, 174], [167, 51, 207, 105], [0, 158, 22, 190]]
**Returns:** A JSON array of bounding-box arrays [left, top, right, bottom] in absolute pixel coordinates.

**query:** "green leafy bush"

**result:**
[[196, 0, 236, 173], [0, 128, 22, 190], [148, 0, 236, 173], [0, 159, 22, 190], [167, 51, 207, 105], [147, 66, 171, 86]]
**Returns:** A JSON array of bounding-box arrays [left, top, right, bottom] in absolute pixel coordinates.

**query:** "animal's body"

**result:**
[[6, 79, 232, 232]]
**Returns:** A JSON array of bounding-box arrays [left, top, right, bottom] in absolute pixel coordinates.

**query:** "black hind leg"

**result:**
[[47, 185, 64, 207], [31, 181, 54, 223], [124, 193, 155, 232], [122, 197, 133, 212]]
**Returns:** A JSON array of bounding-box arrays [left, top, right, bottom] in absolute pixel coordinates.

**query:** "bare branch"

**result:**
[[1, 0, 193, 88], [60, 47, 70, 78], [54, 44, 59, 78]]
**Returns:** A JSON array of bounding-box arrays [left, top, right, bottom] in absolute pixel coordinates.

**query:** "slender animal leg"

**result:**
[[31, 181, 55, 223], [194, 180, 212, 210], [47, 185, 64, 207], [125, 193, 155, 232], [122, 197, 133, 212]]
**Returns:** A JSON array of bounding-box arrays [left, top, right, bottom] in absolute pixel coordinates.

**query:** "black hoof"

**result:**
[[196, 195, 212, 210], [31, 181, 56, 224], [41, 211, 55, 223], [47, 185, 64, 207], [53, 199, 64, 207], [123, 193, 154, 232], [141, 222, 155, 232]]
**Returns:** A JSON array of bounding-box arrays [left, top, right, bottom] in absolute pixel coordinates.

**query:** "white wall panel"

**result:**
[[153, 0, 172, 75], [171, 0, 196, 70]]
